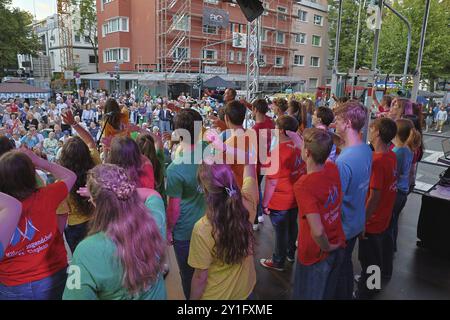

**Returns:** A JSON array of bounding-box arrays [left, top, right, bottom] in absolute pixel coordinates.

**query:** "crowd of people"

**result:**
[[0, 85, 435, 300]]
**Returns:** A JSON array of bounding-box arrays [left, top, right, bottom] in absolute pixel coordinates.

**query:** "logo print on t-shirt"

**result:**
[[324, 186, 339, 209], [10, 219, 40, 246], [389, 169, 398, 192]]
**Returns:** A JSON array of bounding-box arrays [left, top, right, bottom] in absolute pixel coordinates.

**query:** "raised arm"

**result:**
[[62, 109, 96, 149], [0, 193, 22, 259], [20, 148, 76, 192]]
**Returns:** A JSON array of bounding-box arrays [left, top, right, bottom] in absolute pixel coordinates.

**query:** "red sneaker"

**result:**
[[260, 258, 284, 271]]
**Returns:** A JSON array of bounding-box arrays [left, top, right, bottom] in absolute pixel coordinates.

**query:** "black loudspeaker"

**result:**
[[223, 0, 264, 22]]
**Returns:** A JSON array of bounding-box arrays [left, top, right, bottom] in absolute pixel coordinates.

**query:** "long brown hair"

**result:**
[[136, 133, 162, 189], [104, 98, 121, 130], [396, 119, 421, 151], [107, 136, 143, 186], [198, 164, 254, 265], [87, 164, 165, 296], [0, 151, 37, 200], [59, 137, 95, 216]]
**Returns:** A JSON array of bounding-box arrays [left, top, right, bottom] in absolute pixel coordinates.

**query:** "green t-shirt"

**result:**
[[166, 145, 206, 241], [145, 195, 166, 241], [63, 232, 166, 300]]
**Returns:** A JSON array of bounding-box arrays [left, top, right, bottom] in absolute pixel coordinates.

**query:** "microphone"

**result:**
[[104, 111, 118, 117]]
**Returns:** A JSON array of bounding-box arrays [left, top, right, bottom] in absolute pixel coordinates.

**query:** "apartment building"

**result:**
[[17, 13, 98, 89], [292, 0, 330, 92], [93, 0, 329, 95]]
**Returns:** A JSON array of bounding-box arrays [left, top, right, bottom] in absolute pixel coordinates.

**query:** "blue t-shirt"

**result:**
[[0, 242, 3, 260], [336, 143, 373, 240], [393, 146, 413, 193]]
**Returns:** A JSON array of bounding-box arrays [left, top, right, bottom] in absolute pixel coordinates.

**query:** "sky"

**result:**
[[11, 0, 56, 20]]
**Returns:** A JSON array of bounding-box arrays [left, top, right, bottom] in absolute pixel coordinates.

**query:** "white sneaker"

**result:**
[[253, 224, 259, 231], [258, 215, 264, 223], [438, 131, 442, 133]]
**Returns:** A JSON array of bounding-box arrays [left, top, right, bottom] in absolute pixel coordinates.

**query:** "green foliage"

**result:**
[[328, 0, 374, 72], [328, 0, 450, 87], [0, 0, 41, 76], [72, 0, 98, 72]]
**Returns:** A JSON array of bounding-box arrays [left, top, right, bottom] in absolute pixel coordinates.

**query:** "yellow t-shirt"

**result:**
[[57, 148, 101, 226], [187, 177, 258, 300]]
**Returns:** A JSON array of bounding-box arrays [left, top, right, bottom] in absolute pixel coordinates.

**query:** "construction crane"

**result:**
[[57, 0, 74, 72]]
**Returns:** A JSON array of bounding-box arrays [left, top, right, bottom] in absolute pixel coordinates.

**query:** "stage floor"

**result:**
[[165, 193, 450, 300]]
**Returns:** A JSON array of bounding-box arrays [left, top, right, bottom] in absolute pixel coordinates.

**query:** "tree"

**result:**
[[378, 0, 450, 91], [328, 0, 450, 90], [72, 0, 98, 73], [328, 0, 374, 73], [0, 0, 41, 78]]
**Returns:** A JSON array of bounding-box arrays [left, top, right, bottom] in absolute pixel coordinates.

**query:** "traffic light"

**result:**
[[196, 76, 203, 87]]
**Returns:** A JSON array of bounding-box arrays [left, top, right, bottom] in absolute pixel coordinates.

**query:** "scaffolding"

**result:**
[[157, 0, 192, 77], [156, 0, 294, 97], [57, 0, 74, 71]]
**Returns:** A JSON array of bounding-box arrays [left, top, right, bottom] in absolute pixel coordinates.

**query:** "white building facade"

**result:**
[[18, 13, 98, 78]]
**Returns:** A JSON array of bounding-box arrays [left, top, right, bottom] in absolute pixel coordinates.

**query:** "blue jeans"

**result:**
[[335, 236, 357, 300], [292, 248, 344, 300], [254, 175, 264, 225], [269, 208, 298, 267], [160, 120, 171, 133], [65, 222, 89, 254], [390, 191, 408, 252], [173, 239, 194, 300], [0, 268, 67, 300]]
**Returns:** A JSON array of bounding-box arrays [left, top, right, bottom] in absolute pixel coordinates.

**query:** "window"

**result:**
[[326, 78, 332, 85], [277, 6, 287, 20], [103, 17, 129, 36], [276, 31, 285, 44], [298, 10, 307, 22], [312, 35, 321, 47], [103, 0, 113, 5], [89, 55, 98, 64], [310, 56, 320, 67], [74, 35, 81, 42], [275, 56, 284, 67], [202, 49, 217, 63], [204, 0, 218, 4], [84, 36, 90, 43], [294, 55, 304, 66], [230, 23, 245, 33], [314, 15, 323, 26], [261, 29, 269, 42], [229, 51, 234, 64], [295, 33, 306, 44], [202, 25, 218, 34], [173, 14, 190, 31], [298, 80, 306, 92], [173, 47, 189, 61], [103, 48, 130, 63], [236, 51, 243, 64], [309, 78, 318, 89]]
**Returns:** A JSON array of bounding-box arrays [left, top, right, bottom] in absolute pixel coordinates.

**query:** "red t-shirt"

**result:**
[[0, 182, 69, 286], [366, 151, 397, 234], [267, 141, 305, 210], [139, 162, 155, 189], [10, 104, 19, 113], [294, 162, 346, 266], [253, 116, 275, 176]]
